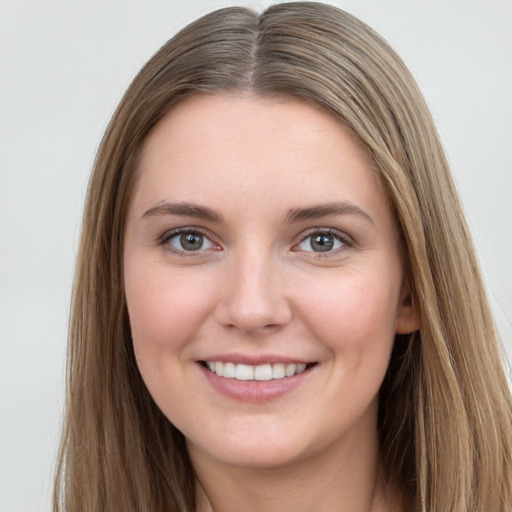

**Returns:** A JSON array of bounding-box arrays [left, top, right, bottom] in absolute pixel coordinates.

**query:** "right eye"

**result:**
[[162, 229, 218, 254]]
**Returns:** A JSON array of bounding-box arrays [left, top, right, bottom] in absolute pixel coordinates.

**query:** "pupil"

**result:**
[[181, 232, 203, 251], [311, 234, 333, 252]]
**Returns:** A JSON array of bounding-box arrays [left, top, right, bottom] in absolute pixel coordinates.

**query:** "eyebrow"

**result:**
[[141, 200, 373, 225], [141, 202, 223, 223], [283, 201, 374, 225]]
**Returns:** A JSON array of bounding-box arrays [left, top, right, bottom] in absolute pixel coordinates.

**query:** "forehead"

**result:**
[[132, 94, 388, 220]]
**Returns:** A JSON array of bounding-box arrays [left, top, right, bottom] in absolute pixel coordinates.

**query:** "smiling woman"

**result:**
[[124, 95, 418, 486], [53, 3, 512, 512]]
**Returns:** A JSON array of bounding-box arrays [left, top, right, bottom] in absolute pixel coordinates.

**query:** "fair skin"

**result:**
[[123, 94, 419, 512]]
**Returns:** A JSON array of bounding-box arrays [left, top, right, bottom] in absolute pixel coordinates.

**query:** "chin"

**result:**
[[187, 430, 315, 470], [212, 428, 351, 471]]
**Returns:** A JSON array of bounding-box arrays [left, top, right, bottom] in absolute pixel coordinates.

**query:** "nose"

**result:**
[[215, 248, 292, 336]]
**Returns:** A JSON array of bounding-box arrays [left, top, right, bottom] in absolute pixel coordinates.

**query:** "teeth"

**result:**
[[223, 362, 236, 378], [235, 364, 254, 381], [205, 361, 310, 380], [272, 363, 286, 379], [254, 364, 272, 381], [285, 364, 296, 377]]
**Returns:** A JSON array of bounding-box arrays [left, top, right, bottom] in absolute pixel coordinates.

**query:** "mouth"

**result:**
[[201, 361, 317, 381]]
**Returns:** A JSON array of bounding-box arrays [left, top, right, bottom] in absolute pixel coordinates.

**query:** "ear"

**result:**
[[395, 280, 421, 334]]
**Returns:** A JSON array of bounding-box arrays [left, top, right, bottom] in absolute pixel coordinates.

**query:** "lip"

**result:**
[[198, 357, 316, 403]]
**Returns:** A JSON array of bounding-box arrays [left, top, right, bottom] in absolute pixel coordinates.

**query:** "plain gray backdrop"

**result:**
[[1, 1, 511, 511]]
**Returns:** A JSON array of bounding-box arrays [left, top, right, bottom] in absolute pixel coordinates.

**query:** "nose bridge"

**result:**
[[216, 239, 291, 334]]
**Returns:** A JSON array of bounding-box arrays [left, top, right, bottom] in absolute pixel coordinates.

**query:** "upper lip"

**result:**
[[198, 353, 314, 366]]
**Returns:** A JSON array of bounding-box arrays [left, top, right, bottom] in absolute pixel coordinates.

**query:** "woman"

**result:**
[[53, 3, 512, 511]]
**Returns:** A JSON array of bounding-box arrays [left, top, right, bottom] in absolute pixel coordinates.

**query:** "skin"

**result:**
[[123, 94, 419, 512]]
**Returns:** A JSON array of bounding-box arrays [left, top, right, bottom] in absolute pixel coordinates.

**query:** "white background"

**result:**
[[1, 1, 510, 511]]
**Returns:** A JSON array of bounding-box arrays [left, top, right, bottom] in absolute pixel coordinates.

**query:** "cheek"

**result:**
[[124, 263, 220, 414], [298, 269, 400, 362], [125, 263, 216, 357]]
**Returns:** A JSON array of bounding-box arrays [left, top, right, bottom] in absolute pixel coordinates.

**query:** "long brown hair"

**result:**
[[54, 3, 512, 511]]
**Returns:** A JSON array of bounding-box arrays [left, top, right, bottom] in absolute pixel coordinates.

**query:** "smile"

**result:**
[[204, 361, 310, 380]]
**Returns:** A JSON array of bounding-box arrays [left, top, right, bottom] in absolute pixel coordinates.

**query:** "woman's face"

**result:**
[[124, 94, 418, 470]]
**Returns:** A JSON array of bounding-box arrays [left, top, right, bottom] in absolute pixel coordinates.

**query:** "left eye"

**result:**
[[297, 231, 345, 253], [165, 230, 217, 252]]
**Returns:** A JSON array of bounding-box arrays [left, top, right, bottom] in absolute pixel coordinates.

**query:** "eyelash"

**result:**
[[158, 227, 353, 257], [295, 228, 352, 257], [158, 227, 219, 257]]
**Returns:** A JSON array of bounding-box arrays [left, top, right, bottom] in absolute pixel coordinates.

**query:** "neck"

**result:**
[[191, 424, 395, 512]]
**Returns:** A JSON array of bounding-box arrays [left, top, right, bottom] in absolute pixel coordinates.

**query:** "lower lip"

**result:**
[[200, 364, 313, 403]]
